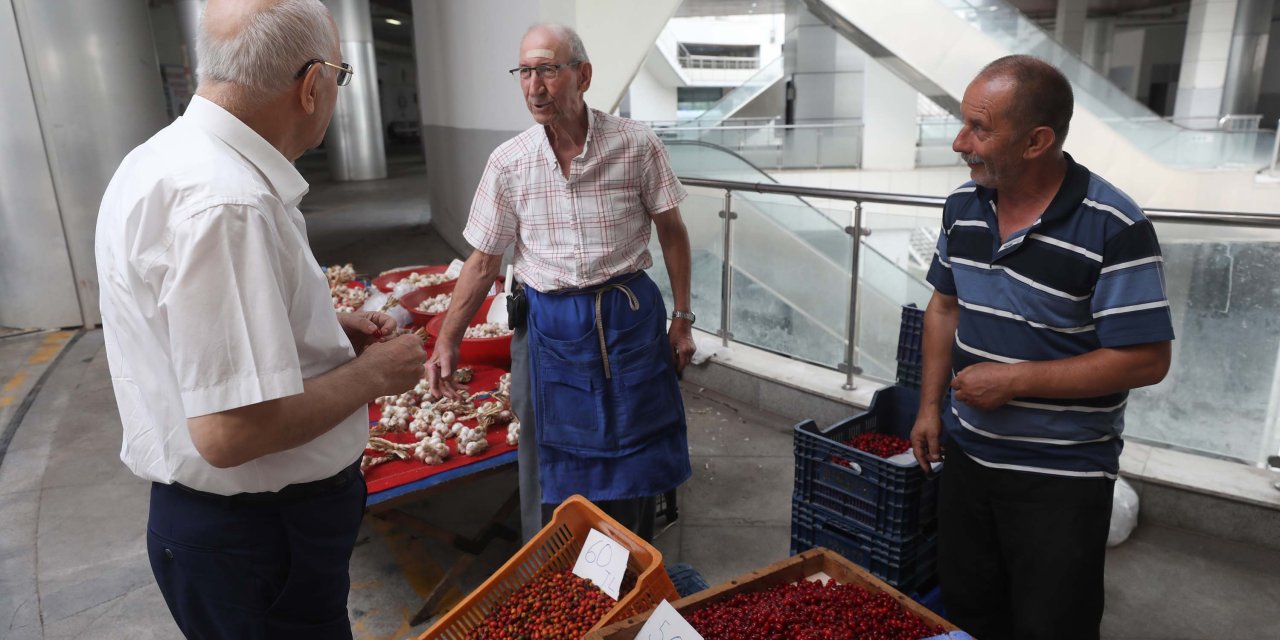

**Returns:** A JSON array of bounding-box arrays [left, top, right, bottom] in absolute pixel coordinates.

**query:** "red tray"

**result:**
[[372, 265, 449, 293], [363, 364, 516, 494]]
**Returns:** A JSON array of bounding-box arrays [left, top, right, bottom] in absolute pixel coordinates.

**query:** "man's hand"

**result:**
[[909, 412, 944, 473], [338, 311, 398, 354], [669, 318, 696, 374], [358, 334, 426, 397], [951, 362, 1018, 411], [425, 339, 462, 400]]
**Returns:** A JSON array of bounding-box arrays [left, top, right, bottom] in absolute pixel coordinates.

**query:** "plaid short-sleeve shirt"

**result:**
[[463, 108, 687, 292]]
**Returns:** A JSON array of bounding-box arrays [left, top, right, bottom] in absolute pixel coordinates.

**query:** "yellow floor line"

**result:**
[[27, 331, 73, 365], [2, 370, 27, 394], [354, 516, 467, 639]]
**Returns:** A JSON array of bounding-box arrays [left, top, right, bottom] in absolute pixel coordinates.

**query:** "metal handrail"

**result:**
[[656, 122, 865, 133], [680, 176, 1280, 226], [678, 174, 1280, 389]]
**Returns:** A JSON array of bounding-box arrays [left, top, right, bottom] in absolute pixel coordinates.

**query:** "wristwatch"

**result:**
[[671, 310, 696, 324]]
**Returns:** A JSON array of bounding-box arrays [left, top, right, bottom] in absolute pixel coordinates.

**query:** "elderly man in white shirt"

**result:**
[[95, 1, 424, 637], [427, 23, 696, 543]]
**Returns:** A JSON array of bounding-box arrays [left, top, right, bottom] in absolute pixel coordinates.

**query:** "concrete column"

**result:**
[[175, 0, 205, 76], [784, 0, 864, 123], [1055, 0, 1088, 56], [1221, 0, 1274, 115], [0, 0, 169, 328], [324, 0, 387, 181], [1174, 0, 1240, 125], [1083, 17, 1115, 74]]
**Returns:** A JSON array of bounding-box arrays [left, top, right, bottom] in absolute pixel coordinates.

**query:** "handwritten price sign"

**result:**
[[636, 600, 704, 640], [571, 528, 630, 600]]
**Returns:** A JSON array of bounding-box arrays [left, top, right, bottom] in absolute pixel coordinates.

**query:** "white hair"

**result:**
[[526, 23, 590, 63], [197, 0, 335, 105]]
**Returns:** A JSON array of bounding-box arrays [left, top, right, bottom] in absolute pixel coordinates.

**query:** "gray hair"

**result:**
[[526, 23, 590, 63], [197, 0, 335, 105]]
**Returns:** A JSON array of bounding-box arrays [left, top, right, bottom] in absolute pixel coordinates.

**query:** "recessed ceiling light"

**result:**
[[385, 18, 402, 26]]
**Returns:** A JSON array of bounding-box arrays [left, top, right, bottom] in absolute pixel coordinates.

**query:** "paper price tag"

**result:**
[[571, 528, 629, 600], [636, 600, 704, 640], [443, 259, 465, 279]]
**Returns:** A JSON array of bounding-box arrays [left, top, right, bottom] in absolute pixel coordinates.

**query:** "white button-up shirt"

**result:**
[[96, 96, 366, 495], [463, 108, 687, 292]]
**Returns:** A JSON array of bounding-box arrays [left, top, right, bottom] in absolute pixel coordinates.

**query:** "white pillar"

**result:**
[[784, 0, 864, 124], [861, 60, 918, 170], [1174, 0, 1240, 126], [1221, 0, 1275, 115], [324, 0, 387, 181], [0, 0, 169, 328], [1054, 0, 1088, 56], [1082, 17, 1115, 74]]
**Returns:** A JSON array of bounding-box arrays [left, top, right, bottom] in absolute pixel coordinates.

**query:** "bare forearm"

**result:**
[[918, 292, 959, 413], [440, 251, 502, 346], [1006, 342, 1171, 399], [654, 210, 692, 312], [187, 358, 381, 468]]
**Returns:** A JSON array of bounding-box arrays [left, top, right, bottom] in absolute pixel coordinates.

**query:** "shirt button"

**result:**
[[164, 548, 174, 560]]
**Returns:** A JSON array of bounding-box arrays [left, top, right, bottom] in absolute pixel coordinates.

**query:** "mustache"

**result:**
[[960, 153, 985, 165]]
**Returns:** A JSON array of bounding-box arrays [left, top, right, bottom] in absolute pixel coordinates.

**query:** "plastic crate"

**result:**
[[420, 495, 677, 639], [584, 548, 959, 639], [791, 502, 937, 594], [793, 385, 940, 540], [666, 563, 710, 598], [897, 304, 924, 367]]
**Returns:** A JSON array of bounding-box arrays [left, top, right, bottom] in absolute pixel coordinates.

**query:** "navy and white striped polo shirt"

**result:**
[[926, 154, 1175, 478]]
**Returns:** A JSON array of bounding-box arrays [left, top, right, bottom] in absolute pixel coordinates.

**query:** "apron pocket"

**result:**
[[610, 334, 684, 450], [535, 348, 613, 453]]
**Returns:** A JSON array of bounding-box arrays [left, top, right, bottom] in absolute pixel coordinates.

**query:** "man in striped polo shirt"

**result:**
[[910, 56, 1174, 640]]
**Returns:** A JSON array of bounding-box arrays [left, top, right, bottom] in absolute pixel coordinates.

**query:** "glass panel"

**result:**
[[1123, 221, 1280, 464], [931, 0, 1274, 168], [728, 197, 852, 369], [854, 207, 943, 380], [647, 189, 725, 334], [686, 57, 784, 127]]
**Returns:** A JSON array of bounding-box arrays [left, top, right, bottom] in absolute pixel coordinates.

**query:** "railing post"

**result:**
[[842, 201, 864, 390], [719, 190, 736, 348], [1271, 118, 1279, 172]]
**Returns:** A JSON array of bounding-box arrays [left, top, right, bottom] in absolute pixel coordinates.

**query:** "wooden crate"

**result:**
[[419, 495, 676, 639], [584, 547, 959, 639]]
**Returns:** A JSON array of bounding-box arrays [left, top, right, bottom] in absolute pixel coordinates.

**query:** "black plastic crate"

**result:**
[[666, 563, 710, 598], [791, 502, 937, 594], [793, 385, 941, 540], [895, 360, 923, 390], [896, 304, 924, 367]]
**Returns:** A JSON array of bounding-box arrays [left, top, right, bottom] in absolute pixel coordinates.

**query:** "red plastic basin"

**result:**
[[425, 296, 512, 369]]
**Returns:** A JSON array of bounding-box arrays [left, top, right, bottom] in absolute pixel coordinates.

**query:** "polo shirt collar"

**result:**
[[183, 95, 310, 208], [975, 152, 1090, 225]]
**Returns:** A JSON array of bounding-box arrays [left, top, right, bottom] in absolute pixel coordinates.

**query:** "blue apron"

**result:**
[[525, 272, 692, 503]]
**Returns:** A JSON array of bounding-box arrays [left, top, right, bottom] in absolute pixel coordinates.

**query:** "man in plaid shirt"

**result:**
[[428, 23, 695, 541]]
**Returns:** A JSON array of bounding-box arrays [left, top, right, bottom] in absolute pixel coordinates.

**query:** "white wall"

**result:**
[[629, 57, 678, 121], [861, 59, 917, 170], [1110, 28, 1146, 99]]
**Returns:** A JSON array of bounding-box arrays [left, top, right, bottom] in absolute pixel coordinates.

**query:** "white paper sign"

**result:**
[[571, 528, 629, 600], [636, 600, 704, 640], [443, 259, 466, 279]]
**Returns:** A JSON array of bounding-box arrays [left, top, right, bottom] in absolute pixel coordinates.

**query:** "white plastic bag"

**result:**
[[1107, 477, 1140, 547]]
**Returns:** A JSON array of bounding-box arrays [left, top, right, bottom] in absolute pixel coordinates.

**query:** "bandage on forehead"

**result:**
[[523, 48, 555, 60]]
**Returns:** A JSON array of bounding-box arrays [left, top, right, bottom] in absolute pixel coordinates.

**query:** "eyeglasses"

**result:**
[[295, 59, 354, 86], [507, 61, 581, 80]]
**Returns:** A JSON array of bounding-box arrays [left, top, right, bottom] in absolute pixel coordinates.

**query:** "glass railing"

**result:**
[[934, 0, 1277, 168], [652, 122, 864, 170], [682, 56, 785, 127], [654, 157, 1280, 465]]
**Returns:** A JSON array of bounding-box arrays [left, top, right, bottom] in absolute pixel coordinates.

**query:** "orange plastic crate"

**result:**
[[419, 495, 678, 640]]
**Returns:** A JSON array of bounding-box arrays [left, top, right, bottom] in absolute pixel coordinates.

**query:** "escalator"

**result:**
[[649, 140, 933, 378]]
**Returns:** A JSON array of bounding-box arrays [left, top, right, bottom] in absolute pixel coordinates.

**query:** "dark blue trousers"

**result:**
[[146, 463, 366, 640]]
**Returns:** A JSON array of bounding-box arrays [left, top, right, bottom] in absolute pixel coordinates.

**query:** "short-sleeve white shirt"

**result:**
[[95, 96, 367, 495], [463, 108, 687, 292]]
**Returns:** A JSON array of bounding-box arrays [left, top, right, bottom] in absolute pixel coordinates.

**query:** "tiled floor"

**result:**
[[1, 159, 1277, 639]]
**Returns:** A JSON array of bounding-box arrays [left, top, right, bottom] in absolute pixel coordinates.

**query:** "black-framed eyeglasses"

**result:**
[[295, 59, 353, 86], [507, 61, 581, 80]]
